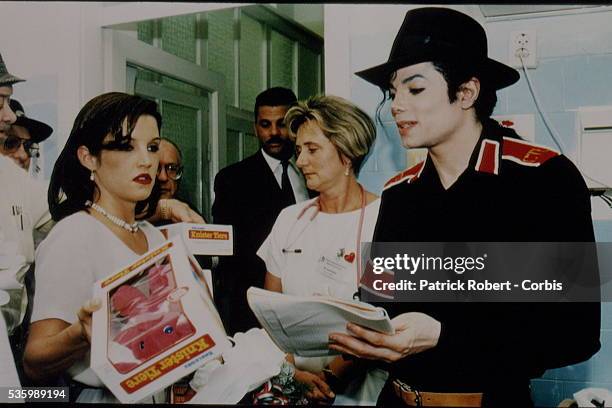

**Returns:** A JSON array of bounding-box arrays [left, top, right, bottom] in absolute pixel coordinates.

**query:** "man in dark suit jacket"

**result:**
[[212, 87, 310, 334]]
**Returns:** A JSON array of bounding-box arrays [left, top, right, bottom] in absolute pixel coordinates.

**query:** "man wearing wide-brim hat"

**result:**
[[328, 8, 600, 407], [0, 99, 53, 171], [0, 52, 52, 334], [0, 52, 23, 139], [0, 52, 54, 394]]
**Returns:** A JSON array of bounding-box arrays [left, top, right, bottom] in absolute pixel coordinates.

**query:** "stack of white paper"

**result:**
[[247, 287, 393, 357]]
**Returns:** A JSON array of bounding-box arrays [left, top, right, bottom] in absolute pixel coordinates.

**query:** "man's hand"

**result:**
[[328, 312, 441, 363], [157, 199, 205, 223], [293, 368, 335, 403]]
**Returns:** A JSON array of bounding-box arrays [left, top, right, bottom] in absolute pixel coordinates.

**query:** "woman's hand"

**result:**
[[293, 368, 335, 403], [24, 298, 102, 382], [75, 298, 102, 344], [328, 312, 441, 363], [158, 199, 205, 223]]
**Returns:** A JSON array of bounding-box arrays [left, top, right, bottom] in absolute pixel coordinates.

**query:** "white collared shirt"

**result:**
[[0, 155, 53, 333], [261, 149, 309, 203]]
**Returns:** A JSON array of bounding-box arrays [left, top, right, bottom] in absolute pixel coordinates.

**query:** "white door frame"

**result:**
[[135, 77, 209, 214], [103, 29, 227, 202]]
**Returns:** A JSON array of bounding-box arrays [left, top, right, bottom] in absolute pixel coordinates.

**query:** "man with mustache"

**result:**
[[212, 87, 309, 334]]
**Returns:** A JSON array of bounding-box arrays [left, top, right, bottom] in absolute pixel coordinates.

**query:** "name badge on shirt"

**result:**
[[316, 255, 351, 284]]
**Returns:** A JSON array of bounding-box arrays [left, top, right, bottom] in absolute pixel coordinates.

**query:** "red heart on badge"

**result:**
[[344, 252, 355, 263]]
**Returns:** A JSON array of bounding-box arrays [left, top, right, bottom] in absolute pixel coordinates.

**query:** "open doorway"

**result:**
[[104, 4, 324, 218]]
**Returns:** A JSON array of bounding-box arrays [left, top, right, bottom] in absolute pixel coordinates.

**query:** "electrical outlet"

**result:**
[[509, 30, 537, 69]]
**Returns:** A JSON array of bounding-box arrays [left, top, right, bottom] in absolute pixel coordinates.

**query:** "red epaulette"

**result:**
[[474, 139, 501, 175], [383, 160, 425, 190], [501, 137, 559, 167]]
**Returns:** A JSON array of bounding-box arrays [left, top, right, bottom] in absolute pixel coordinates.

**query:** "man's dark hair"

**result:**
[[376, 60, 498, 126], [431, 60, 498, 123], [254, 87, 297, 121]]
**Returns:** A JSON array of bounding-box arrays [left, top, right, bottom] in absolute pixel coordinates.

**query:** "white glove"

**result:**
[[188, 328, 286, 404], [574, 388, 612, 407]]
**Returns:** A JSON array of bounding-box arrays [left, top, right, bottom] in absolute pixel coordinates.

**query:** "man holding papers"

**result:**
[[328, 7, 600, 407]]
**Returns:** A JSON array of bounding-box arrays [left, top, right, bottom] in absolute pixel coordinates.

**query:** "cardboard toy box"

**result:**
[[91, 237, 230, 403], [158, 223, 233, 256]]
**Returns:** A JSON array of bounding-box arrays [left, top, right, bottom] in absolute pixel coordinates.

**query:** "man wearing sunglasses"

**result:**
[[0, 99, 52, 172], [1, 53, 52, 342]]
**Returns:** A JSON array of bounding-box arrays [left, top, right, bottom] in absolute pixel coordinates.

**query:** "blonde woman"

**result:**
[[258, 95, 386, 405]]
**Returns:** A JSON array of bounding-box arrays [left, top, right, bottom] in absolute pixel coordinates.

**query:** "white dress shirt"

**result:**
[[261, 150, 309, 203], [0, 156, 52, 333]]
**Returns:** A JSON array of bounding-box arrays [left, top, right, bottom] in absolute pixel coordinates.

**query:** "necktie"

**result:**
[[281, 160, 296, 207]]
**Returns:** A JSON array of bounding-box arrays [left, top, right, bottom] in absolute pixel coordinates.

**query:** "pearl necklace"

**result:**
[[85, 200, 139, 233]]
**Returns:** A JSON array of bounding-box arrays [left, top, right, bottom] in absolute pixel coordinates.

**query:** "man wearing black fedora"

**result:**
[[328, 8, 600, 407], [0, 99, 53, 172]]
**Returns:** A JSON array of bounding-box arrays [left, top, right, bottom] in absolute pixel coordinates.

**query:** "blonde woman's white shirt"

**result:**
[[258, 197, 381, 301], [257, 197, 387, 405], [32, 211, 165, 388]]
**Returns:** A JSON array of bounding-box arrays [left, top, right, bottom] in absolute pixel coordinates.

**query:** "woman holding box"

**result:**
[[23, 92, 192, 402]]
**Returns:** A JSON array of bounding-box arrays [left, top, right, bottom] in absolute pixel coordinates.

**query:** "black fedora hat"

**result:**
[[355, 7, 519, 91], [10, 99, 53, 143]]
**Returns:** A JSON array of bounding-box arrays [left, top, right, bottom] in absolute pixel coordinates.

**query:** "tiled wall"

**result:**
[[343, 5, 612, 407], [486, 11, 612, 407], [495, 54, 612, 167], [530, 222, 612, 407]]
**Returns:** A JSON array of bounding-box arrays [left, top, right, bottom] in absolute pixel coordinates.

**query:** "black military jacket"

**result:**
[[373, 119, 601, 396]]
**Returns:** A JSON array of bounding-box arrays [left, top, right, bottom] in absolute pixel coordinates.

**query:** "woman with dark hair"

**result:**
[[23, 92, 170, 402]]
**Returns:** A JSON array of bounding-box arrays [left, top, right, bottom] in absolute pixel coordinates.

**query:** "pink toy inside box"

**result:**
[[158, 223, 233, 256], [91, 237, 229, 403]]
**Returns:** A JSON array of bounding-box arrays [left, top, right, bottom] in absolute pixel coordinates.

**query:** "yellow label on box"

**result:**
[[120, 334, 215, 393], [188, 230, 229, 240]]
